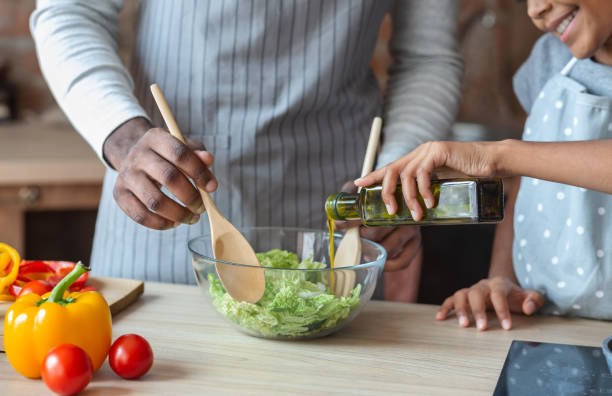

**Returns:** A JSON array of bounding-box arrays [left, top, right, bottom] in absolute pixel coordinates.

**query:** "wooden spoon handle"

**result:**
[[360, 117, 382, 180], [333, 118, 382, 277], [150, 83, 217, 212]]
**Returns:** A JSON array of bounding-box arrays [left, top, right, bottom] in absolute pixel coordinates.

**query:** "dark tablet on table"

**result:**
[[494, 340, 612, 395]]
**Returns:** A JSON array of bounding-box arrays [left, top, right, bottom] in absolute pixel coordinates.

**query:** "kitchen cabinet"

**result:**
[[0, 121, 105, 254]]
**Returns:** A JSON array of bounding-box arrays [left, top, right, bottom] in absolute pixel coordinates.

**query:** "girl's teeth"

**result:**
[[556, 11, 577, 35]]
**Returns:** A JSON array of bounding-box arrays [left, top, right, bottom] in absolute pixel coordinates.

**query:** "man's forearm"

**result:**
[[31, 0, 149, 166], [378, 0, 463, 167], [103, 117, 152, 170]]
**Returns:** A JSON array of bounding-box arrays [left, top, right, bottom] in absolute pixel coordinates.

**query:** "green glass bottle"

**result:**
[[325, 178, 504, 226]]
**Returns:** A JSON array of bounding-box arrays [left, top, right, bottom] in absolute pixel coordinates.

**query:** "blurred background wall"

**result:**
[[0, 0, 138, 119], [0, 0, 542, 301]]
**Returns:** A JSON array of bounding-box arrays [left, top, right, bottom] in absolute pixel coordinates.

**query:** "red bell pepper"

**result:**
[[5, 260, 93, 301], [8, 284, 22, 297], [17, 260, 89, 290], [0, 243, 93, 302]]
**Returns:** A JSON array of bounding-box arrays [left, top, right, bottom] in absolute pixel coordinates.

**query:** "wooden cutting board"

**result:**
[[0, 276, 144, 351]]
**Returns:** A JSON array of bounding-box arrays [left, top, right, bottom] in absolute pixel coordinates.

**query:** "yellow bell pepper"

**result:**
[[3, 262, 112, 379], [0, 243, 20, 296]]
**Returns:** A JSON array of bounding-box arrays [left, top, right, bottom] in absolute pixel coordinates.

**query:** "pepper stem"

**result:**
[[47, 261, 90, 303]]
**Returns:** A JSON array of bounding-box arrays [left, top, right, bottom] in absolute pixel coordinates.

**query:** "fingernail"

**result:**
[[186, 214, 199, 225], [385, 204, 393, 214], [436, 311, 443, 320], [354, 177, 363, 184], [459, 315, 468, 327], [476, 318, 485, 330], [410, 209, 418, 220], [205, 180, 217, 192], [525, 300, 536, 314], [502, 319, 511, 330], [424, 198, 433, 209], [196, 204, 206, 214]]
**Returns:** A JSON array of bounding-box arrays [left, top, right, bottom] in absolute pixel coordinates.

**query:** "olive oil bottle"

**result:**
[[325, 178, 504, 226]]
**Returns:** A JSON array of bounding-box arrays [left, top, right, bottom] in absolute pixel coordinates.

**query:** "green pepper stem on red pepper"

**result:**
[[37, 261, 90, 306]]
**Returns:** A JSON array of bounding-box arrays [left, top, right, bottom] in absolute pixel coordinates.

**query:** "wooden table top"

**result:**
[[1, 282, 611, 395], [0, 121, 105, 185]]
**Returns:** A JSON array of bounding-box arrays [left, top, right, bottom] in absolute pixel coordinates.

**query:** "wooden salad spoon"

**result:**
[[150, 84, 265, 303], [334, 117, 382, 297]]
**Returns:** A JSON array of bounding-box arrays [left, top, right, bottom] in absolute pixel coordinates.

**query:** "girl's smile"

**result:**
[[527, 0, 612, 65], [550, 9, 577, 42]]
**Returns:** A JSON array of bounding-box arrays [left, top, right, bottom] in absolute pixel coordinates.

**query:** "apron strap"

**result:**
[[560, 57, 578, 76]]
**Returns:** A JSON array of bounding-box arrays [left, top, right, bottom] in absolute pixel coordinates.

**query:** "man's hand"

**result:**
[[103, 117, 218, 230], [335, 181, 421, 272], [436, 276, 544, 331]]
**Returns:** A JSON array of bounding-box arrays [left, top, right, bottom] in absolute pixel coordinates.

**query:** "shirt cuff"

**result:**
[[60, 98, 150, 169]]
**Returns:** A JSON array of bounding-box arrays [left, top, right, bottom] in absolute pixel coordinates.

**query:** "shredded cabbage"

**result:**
[[208, 249, 361, 338]]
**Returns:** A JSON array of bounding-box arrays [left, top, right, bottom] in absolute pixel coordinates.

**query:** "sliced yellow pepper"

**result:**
[[0, 251, 10, 273], [3, 262, 112, 378], [0, 243, 20, 295]]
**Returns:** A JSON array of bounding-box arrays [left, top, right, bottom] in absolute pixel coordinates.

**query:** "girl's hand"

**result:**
[[354, 141, 502, 221], [104, 118, 218, 230], [435, 276, 544, 331], [334, 181, 421, 271]]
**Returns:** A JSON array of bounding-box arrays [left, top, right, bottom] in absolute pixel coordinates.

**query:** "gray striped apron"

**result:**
[[90, 0, 389, 283]]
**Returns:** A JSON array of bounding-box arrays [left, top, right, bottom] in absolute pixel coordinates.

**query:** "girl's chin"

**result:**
[[566, 38, 598, 60], [568, 47, 592, 59]]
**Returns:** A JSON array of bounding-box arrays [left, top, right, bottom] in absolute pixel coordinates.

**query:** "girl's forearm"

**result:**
[[489, 177, 520, 282], [495, 139, 612, 194]]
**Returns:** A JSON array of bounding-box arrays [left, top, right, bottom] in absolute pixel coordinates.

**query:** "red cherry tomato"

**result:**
[[109, 334, 154, 379], [17, 280, 53, 297], [41, 344, 93, 396]]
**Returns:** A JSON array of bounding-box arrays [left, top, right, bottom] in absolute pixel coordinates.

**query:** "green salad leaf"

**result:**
[[208, 249, 361, 338]]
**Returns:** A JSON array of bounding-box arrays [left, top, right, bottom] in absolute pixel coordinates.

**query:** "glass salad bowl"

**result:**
[[188, 227, 386, 340]]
